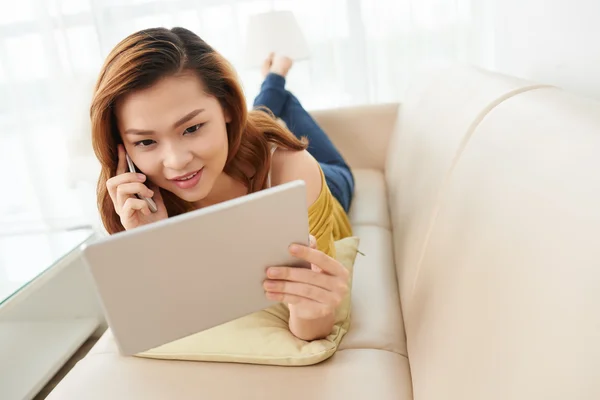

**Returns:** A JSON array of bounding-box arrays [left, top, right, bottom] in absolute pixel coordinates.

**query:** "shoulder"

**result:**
[[269, 149, 322, 207]]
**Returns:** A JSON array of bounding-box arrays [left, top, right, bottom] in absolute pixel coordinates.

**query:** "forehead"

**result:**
[[115, 72, 218, 130]]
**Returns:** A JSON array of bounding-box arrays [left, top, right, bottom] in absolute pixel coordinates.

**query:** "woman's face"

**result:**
[[116, 71, 231, 204]]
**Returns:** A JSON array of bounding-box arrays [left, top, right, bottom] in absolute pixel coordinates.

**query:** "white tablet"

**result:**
[[81, 180, 310, 356]]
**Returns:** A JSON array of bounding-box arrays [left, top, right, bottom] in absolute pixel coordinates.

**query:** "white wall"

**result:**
[[477, 0, 600, 100]]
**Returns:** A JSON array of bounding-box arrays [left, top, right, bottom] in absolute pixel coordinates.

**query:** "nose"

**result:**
[[162, 141, 194, 172]]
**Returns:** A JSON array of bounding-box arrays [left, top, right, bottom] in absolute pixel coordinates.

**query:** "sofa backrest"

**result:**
[[309, 103, 399, 171], [386, 66, 600, 399], [385, 66, 550, 308]]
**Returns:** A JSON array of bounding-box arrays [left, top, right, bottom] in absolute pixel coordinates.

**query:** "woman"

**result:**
[[91, 27, 355, 341]]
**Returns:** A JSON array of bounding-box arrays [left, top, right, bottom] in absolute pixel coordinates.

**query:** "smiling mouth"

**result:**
[[170, 168, 204, 190], [171, 169, 202, 181], [174, 171, 199, 181]]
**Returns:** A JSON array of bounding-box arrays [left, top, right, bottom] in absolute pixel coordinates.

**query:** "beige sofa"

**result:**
[[47, 66, 600, 399]]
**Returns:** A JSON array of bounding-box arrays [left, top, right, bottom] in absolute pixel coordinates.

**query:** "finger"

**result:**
[[117, 183, 153, 214], [146, 182, 163, 202], [265, 291, 323, 309], [309, 235, 317, 249], [289, 244, 348, 278], [122, 197, 151, 218], [117, 182, 154, 199], [263, 280, 337, 305], [266, 266, 337, 291], [116, 144, 127, 175], [106, 172, 146, 204]]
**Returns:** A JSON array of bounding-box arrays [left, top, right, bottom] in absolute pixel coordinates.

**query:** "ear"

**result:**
[[224, 108, 232, 124]]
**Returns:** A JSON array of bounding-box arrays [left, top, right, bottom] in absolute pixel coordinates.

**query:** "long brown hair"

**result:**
[[91, 27, 308, 234]]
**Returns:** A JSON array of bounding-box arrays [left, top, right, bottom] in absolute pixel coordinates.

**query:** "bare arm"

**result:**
[[268, 149, 339, 341]]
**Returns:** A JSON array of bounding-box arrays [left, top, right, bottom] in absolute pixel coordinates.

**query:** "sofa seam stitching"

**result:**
[[338, 347, 409, 359]]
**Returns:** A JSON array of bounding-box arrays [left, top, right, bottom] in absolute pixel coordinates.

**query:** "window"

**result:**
[[0, 0, 475, 234]]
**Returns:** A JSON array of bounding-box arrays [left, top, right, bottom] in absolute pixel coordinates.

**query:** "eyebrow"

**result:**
[[123, 109, 205, 136]]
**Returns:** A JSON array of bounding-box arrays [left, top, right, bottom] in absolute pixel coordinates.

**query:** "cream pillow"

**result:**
[[135, 236, 359, 366]]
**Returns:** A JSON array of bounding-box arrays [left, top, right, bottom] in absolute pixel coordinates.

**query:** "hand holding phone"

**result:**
[[125, 153, 158, 213], [105, 145, 167, 231]]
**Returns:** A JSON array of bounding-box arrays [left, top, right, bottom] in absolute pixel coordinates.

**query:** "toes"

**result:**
[[263, 52, 274, 67], [261, 52, 275, 76], [269, 55, 293, 77]]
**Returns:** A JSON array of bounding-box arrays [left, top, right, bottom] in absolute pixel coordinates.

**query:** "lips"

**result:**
[[172, 171, 199, 181], [170, 168, 203, 189], [170, 169, 201, 181]]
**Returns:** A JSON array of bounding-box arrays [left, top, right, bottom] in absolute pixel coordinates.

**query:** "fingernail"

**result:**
[[267, 268, 280, 278], [148, 190, 154, 196], [289, 244, 300, 254], [137, 174, 146, 181]]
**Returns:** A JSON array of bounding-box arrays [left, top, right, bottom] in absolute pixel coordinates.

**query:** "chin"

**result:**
[[170, 182, 212, 204], [172, 189, 205, 204]]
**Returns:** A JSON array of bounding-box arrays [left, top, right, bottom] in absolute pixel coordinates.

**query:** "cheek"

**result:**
[[134, 156, 163, 178], [197, 127, 229, 163]]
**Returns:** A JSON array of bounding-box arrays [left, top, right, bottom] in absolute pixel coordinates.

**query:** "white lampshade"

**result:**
[[243, 10, 310, 68]]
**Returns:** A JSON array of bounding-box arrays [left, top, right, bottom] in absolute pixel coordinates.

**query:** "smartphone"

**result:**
[[125, 153, 158, 213]]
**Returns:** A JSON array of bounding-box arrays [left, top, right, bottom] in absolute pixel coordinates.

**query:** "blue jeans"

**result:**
[[253, 73, 355, 212]]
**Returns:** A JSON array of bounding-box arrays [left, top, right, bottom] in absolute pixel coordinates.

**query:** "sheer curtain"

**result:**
[[0, 0, 478, 234]]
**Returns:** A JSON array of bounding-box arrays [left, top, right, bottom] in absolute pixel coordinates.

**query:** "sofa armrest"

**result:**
[[309, 103, 400, 171]]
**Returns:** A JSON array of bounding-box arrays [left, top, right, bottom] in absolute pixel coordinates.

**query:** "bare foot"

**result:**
[[261, 52, 274, 78], [270, 54, 293, 78]]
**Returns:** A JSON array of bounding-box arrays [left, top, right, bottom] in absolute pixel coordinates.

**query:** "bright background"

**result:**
[[1, 0, 598, 235]]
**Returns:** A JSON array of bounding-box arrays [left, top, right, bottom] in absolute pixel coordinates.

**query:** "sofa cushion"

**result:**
[[338, 225, 406, 355], [348, 169, 391, 229], [340, 167, 405, 354], [47, 347, 412, 400]]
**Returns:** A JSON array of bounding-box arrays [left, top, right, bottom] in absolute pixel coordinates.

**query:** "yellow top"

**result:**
[[266, 145, 352, 258], [307, 167, 353, 259]]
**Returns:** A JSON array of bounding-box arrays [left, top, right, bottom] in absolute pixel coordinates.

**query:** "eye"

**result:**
[[184, 123, 204, 135], [134, 139, 156, 147]]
